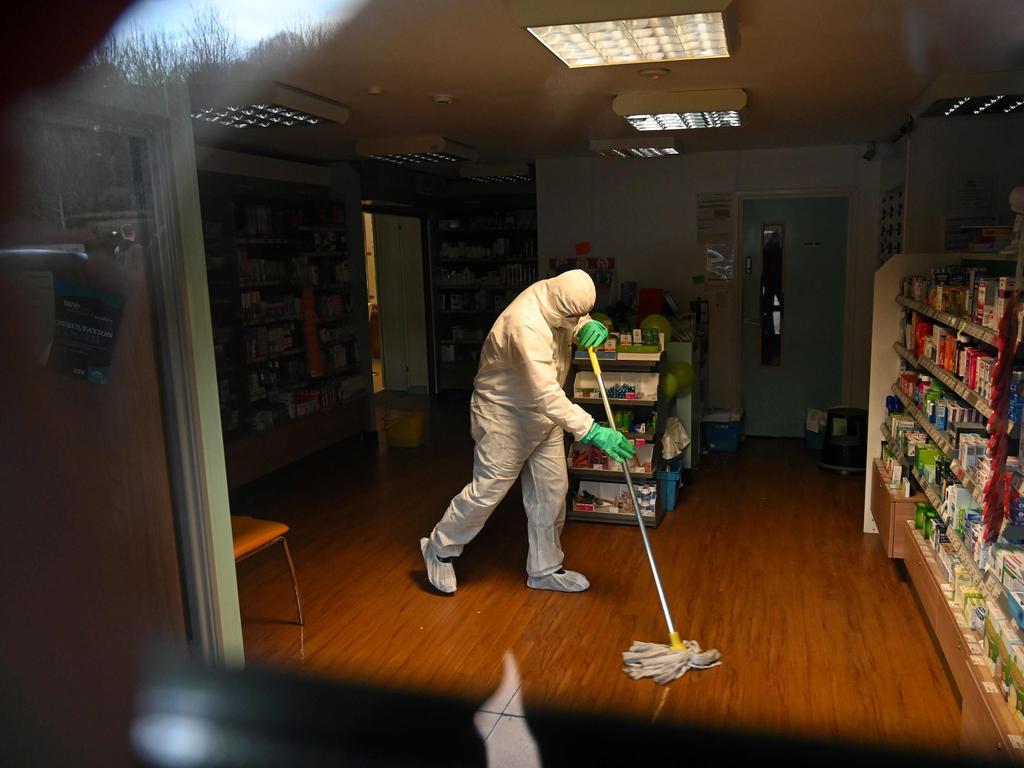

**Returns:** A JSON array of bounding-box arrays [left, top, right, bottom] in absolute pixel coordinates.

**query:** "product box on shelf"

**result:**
[[574, 480, 656, 518], [567, 442, 655, 475], [573, 371, 659, 401]]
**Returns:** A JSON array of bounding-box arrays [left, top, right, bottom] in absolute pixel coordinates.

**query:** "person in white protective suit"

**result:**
[[420, 269, 636, 594]]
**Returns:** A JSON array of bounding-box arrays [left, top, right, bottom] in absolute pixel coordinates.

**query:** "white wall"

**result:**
[[904, 115, 1024, 254], [537, 145, 881, 409]]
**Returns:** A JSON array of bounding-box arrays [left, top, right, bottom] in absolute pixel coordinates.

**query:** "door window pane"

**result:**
[[761, 223, 784, 366]]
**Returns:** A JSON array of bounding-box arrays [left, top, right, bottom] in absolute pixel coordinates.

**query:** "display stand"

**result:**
[[864, 251, 1024, 759], [200, 179, 370, 487], [565, 351, 676, 528], [429, 199, 538, 391]]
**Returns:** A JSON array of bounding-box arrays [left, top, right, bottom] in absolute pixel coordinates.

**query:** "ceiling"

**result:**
[[191, 0, 1024, 163]]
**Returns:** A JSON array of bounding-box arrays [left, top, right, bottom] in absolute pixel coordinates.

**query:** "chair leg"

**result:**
[[280, 538, 304, 626]]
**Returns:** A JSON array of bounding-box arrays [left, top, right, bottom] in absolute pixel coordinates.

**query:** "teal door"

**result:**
[[740, 197, 848, 437]]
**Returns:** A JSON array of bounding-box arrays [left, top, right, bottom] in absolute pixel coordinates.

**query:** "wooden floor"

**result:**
[[233, 399, 961, 756]]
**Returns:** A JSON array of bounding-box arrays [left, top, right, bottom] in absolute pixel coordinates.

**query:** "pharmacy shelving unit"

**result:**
[[428, 198, 538, 391], [564, 352, 676, 528], [200, 184, 370, 488], [864, 252, 1024, 759]]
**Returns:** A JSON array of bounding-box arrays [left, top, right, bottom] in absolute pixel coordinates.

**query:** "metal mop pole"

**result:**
[[587, 347, 684, 650]]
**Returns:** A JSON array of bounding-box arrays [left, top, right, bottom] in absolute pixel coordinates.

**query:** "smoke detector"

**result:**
[[433, 93, 454, 106], [638, 68, 670, 80]]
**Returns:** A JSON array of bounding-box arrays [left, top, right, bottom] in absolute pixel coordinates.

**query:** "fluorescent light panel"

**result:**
[[627, 110, 740, 130], [921, 94, 1024, 117], [371, 152, 461, 166], [911, 72, 1024, 118], [189, 82, 348, 128], [604, 147, 679, 157], [590, 137, 679, 157], [528, 12, 728, 67], [458, 162, 533, 182], [612, 89, 746, 131], [474, 175, 534, 183], [355, 135, 479, 166], [191, 104, 325, 129]]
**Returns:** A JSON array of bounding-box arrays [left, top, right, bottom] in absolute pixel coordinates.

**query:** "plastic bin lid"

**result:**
[[703, 408, 743, 423]]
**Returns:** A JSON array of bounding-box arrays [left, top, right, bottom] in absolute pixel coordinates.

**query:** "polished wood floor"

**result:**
[[233, 399, 961, 756]]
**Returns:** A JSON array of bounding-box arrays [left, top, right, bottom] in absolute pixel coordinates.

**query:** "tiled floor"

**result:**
[[474, 652, 540, 767]]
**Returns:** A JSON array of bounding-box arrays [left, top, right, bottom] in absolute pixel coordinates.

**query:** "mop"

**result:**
[[586, 347, 721, 684]]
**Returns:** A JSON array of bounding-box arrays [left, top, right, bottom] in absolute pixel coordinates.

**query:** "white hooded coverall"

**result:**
[[427, 270, 598, 579]]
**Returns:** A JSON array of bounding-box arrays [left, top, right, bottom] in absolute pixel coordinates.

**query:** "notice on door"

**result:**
[[697, 192, 735, 282], [49, 280, 124, 384]]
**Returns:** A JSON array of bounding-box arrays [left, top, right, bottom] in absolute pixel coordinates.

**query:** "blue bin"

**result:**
[[703, 409, 743, 452], [806, 428, 825, 451], [656, 468, 681, 511]]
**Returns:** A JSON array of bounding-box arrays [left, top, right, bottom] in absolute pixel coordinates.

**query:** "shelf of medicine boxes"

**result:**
[[894, 342, 919, 368], [897, 338, 997, 420], [880, 422, 912, 467], [903, 464, 1024, 640], [902, 520, 1024, 758], [566, 352, 672, 528], [895, 294, 998, 347], [247, 366, 362, 404], [890, 383, 987, 507]]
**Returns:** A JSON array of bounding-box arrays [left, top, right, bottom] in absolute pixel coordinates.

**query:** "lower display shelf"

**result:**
[[902, 521, 1024, 760], [573, 397, 658, 407], [893, 382, 987, 507], [567, 505, 664, 528], [225, 394, 369, 488], [568, 466, 655, 481]]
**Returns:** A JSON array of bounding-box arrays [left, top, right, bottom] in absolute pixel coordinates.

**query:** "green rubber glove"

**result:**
[[577, 320, 609, 349], [580, 423, 637, 463]]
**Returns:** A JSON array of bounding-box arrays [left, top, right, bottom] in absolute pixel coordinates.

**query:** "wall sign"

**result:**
[[697, 192, 735, 282], [49, 280, 124, 384]]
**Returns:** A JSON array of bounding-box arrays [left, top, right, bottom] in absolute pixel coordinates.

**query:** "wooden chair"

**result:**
[[231, 516, 303, 626]]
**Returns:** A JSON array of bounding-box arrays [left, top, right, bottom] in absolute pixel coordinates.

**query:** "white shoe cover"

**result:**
[[420, 538, 457, 593], [526, 569, 590, 592]]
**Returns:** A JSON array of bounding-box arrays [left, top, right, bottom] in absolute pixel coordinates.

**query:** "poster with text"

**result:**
[[697, 192, 735, 281], [48, 280, 124, 384]]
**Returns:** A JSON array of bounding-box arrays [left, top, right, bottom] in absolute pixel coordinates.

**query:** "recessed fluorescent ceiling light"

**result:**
[[192, 105, 325, 128], [923, 94, 1024, 117], [912, 72, 1024, 118], [612, 89, 746, 131], [371, 152, 462, 165], [528, 13, 729, 68], [475, 175, 534, 183], [356, 135, 478, 166], [458, 162, 533, 182], [627, 111, 740, 130], [189, 82, 348, 129], [590, 138, 680, 157]]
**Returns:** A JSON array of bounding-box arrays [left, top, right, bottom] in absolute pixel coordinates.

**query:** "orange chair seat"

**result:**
[[232, 516, 289, 560]]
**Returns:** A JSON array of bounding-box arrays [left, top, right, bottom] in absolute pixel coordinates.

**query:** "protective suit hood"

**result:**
[[534, 270, 596, 329]]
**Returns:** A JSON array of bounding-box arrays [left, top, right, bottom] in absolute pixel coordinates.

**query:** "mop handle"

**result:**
[[586, 347, 680, 645]]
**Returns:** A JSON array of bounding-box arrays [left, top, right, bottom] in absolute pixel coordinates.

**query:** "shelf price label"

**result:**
[[971, 654, 988, 666], [984, 681, 1001, 694]]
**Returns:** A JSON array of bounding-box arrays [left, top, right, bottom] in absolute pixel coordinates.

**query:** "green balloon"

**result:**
[[667, 361, 694, 393], [640, 313, 673, 342], [591, 311, 613, 330], [661, 371, 678, 399]]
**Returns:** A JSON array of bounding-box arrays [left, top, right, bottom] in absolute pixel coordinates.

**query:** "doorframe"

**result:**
[[361, 204, 436, 395], [26, 84, 245, 666], [735, 188, 860, 409]]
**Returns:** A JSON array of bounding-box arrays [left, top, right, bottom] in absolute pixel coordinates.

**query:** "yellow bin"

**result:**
[[385, 410, 425, 448]]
